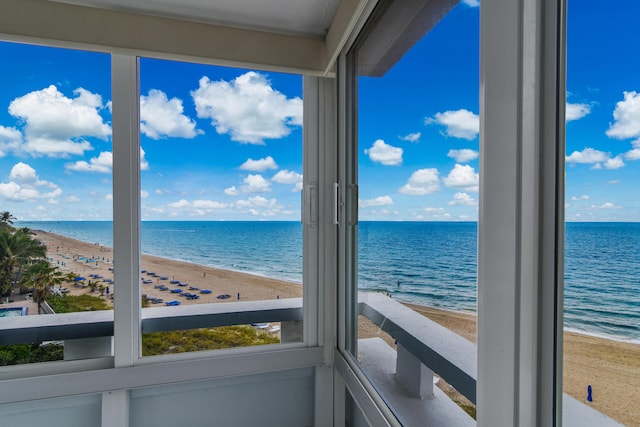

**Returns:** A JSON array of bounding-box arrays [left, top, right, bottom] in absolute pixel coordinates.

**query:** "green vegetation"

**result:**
[[458, 400, 476, 420], [21, 261, 64, 313], [0, 211, 16, 228], [0, 217, 47, 297], [2, 291, 279, 363], [0, 293, 110, 366], [142, 326, 279, 356], [47, 294, 111, 313], [0, 343, 64, 366], [1, 215, 280, 364]]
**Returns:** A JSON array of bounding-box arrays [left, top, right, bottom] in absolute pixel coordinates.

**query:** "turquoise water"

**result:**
[[17, 220, 640, 342], [0, 307, 27, 317]]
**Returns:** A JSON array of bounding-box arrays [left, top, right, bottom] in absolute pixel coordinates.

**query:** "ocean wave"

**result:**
[[564, 327, 640, 345]]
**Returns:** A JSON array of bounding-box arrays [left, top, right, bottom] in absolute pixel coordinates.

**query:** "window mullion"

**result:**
[[111, 54, 142, 368], [478, 0, 565, 424]]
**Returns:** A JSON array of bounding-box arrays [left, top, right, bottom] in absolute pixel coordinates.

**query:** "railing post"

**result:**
[[64, 337, 113, 360], [396, 342, 434, 399]]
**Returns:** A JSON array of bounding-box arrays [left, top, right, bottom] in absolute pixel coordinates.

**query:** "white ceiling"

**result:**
[[52, 0, 343, 38]]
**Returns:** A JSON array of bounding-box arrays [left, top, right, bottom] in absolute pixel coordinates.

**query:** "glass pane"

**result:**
[[345, 1, 479, 422], [564, 1, 640, 424], [0, 41, 113, 364], [139, 58, 304, 357]]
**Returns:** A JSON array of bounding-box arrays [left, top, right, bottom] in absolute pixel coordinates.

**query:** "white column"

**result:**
[[396, 343, 434, 399], [102, 390, 128, 427], [478, 0, 566, 426]]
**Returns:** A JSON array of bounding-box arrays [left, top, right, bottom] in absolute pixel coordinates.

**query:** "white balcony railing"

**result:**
[[0, 293, 622, 426]]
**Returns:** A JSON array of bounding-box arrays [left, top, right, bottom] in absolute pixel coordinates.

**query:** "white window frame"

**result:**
[[0, 45, 332, 427], [334, 0, 567, 425], [111, 54, 321, 366]]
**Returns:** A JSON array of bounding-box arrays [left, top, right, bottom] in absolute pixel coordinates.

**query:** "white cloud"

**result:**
[[141, 190, 149, 198], [0, 125, 22, 157], [140, 148, 149, 171], [272, 170, 303, 191], [566, 102, 591, 122], [566, 147, 609, 164], [400, 132, 421, 143], [443, 164, 479, 192], [448, 192, 476, 206], [235, 196, 277, 209], [65, 195, 80, 202], [241, 174, 272, 193], [426, 109, 479, 140], [168, 199, 190, 208], [10, 162, 38, 183], [570, 195, 590, 201], [234, 196, 286, 217], [0, 163, 62, 202], [192, 72, 302, 144], [399, 168, 440, 195], [66, 151, 113, 173], [359, 196, 393, 208], [193, 199, 227, 209], [624, 139, 640, 160], [240, 156, 278, 172], [224, 186, 239, 196], [591, 202, 621, 210], [140, 89, 200, 139], [602, 155, 624, 170], [65, 148, 148, 173], [606, 91, 640, 139], [364, 139, 403, 165], [8, 85, 110, 157], [462, 0, 480, 6], [420, 207, 451, 220], [271, 170, 302, 184], [447, 149, 478, 163]]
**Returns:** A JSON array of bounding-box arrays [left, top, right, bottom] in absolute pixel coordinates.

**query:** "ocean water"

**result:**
[[17, 220, 640, 342]]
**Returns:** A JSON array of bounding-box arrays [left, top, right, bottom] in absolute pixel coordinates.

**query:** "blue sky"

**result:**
[[1, 0, 638, 222]]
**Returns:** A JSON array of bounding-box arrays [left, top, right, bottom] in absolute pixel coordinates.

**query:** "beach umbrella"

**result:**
[[73, 276, 86, 281]]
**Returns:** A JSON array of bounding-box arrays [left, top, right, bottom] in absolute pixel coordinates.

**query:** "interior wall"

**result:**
[[129, 367, 315, 427], [0, 394, 102, 427], [0, 368, 315, 427]]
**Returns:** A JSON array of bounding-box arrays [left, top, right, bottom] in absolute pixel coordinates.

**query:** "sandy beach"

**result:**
[[33, 230, 639, 425], [35, 230, 302, 307], [398, 304, 639, 425]]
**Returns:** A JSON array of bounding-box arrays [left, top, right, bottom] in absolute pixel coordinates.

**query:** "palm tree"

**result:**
[[65, 271, 80, 283], [0, 228, 47, 297], [0, 211, 16, 227], [87, 280, 99, 293], [16, 227, 34, 235], [21, 261, 64, 314]]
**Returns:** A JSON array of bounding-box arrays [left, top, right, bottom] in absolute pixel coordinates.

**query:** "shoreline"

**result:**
[[31, 230, 639, 425], [34, 230, 303, 307], [402, 303, 640, 425]]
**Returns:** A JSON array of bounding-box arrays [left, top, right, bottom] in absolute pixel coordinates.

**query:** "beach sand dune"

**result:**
[[34, 230, 638, 425]]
